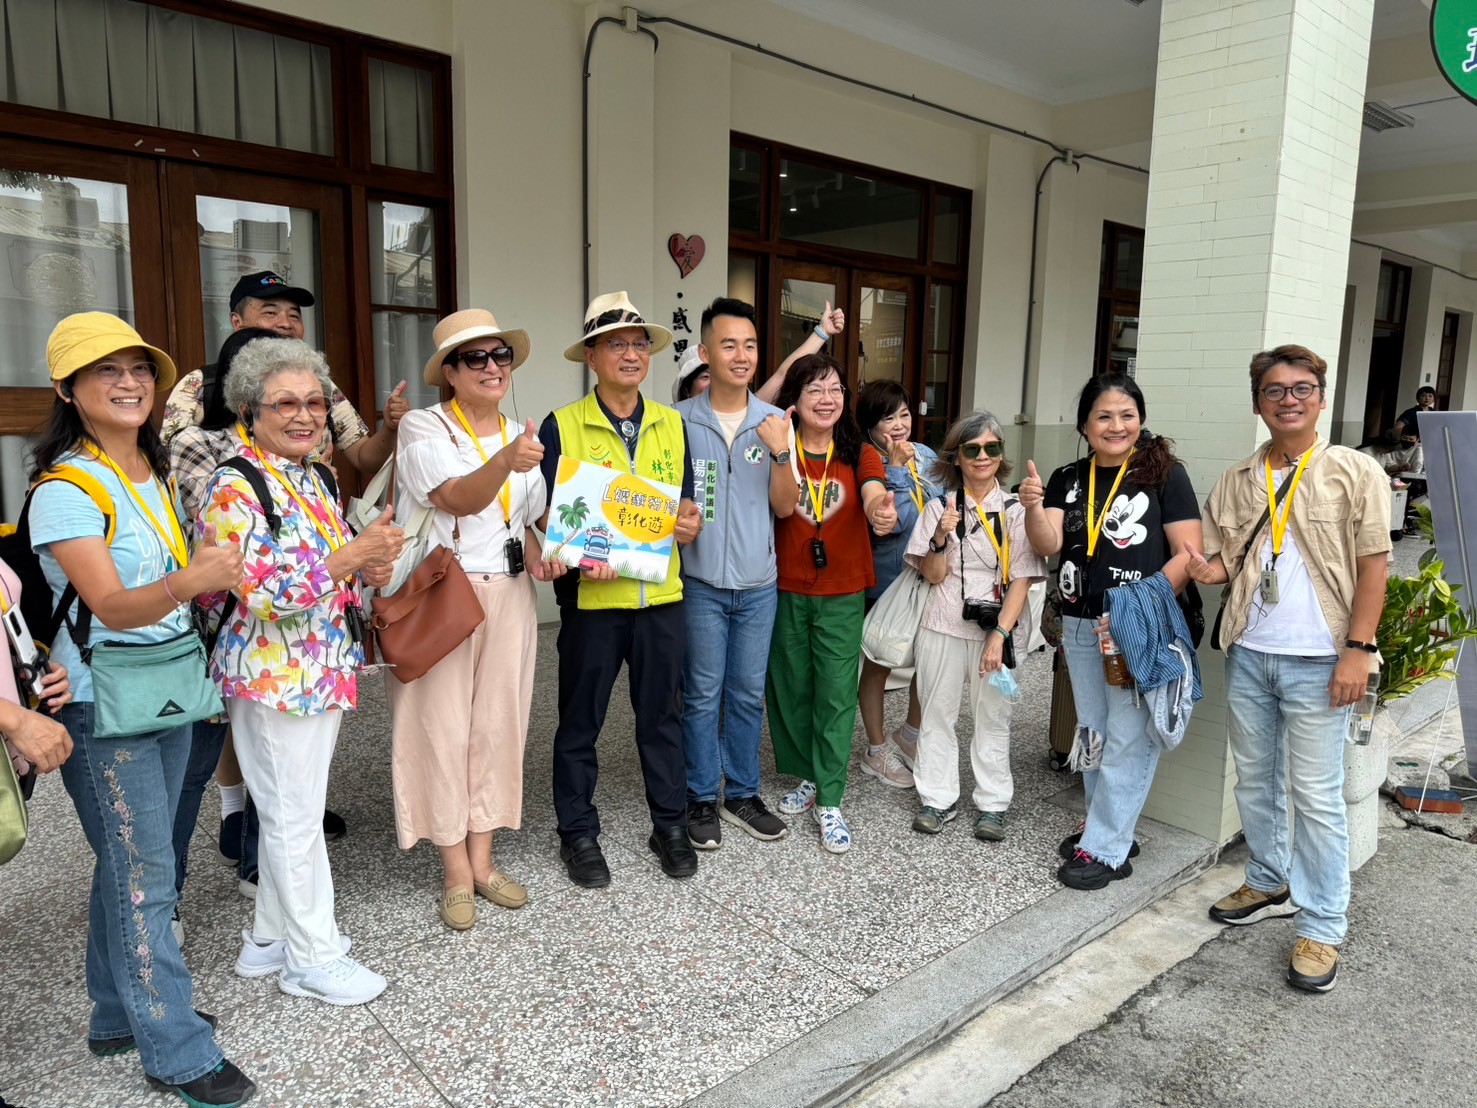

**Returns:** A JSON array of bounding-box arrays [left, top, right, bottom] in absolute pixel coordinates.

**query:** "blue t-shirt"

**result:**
[[28, 452, 192, 703]]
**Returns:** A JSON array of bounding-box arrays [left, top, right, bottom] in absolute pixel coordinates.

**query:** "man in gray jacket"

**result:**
[[677, 298, 799, 848]]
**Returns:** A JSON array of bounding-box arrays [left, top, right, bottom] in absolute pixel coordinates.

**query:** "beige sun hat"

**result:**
[[422, 309, 532, 386], [562, 291, 674, 362]]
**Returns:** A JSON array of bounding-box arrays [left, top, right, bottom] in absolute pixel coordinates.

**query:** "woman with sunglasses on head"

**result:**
[[854, 380, 942, 790], [906, 412, 1045, 840], [200, 337, 404, 1005], [28, 313, 255, 1105], [768, 354, 898, 853], [1017, 372, 1201, 891], [387, 310, 564, 931]]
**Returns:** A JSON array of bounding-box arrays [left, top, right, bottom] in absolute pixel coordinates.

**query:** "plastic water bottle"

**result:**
[[1099, 630, 1133, 688], [1346, 671, 1378, 746]]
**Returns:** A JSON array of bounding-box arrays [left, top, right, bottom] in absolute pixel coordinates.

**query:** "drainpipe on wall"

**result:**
[[1019, 151, 1080, 430]]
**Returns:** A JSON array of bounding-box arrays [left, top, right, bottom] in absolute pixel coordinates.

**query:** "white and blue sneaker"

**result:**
[[777, 780, 817, 815], [278, 953, 386, 1007], [812, 805, 852, 854]]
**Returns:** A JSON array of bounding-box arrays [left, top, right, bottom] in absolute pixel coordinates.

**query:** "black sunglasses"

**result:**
[[960, 441, 1005, 460], [450, 347, 516, 371]]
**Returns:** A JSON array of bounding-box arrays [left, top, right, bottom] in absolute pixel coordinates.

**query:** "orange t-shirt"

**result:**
[[776, 446, 886, 596]]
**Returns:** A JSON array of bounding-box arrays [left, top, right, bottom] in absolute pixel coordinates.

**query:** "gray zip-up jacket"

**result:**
[[676, 390, 783, 590]]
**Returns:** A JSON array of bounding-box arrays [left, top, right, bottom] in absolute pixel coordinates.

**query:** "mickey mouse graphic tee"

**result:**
[[1044, 458, 1199, 620]]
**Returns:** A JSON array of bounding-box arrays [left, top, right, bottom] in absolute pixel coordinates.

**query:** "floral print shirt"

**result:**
[[199, 438, 363, 716]]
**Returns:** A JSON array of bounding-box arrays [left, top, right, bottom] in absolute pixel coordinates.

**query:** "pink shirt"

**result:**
[[1, 560, 29, 775]]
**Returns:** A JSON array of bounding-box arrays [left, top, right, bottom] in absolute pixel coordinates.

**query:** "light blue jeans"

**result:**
[[1060, 615, 1160, 867], [57, 702, 222, 1085], [681, 578, 778, 803], [1225, 646, 1351, 944]]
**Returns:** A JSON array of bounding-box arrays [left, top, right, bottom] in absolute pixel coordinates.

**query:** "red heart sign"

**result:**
[[668, 233, 706, 279]]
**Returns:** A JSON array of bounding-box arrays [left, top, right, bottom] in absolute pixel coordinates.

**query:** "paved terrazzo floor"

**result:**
[[2, 623, 1186, 1108]]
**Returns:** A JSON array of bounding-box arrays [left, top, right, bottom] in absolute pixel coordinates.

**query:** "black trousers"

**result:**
[[552, 600, 688, 843]]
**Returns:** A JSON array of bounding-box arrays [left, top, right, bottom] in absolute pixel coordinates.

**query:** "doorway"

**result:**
[[1362, 260, 1411, 443]]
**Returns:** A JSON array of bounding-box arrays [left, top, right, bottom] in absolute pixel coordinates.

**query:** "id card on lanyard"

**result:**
[[1260, 440, 1315, 606]]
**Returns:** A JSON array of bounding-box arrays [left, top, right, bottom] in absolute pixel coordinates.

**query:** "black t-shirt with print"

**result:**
[[1044, 458, 1199, 620]]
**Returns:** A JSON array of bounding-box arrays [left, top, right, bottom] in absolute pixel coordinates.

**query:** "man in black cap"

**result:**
[[162, 270, 408, 474]]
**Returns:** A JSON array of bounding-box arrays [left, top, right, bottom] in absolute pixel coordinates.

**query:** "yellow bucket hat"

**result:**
[[45, 312, 178, 391]]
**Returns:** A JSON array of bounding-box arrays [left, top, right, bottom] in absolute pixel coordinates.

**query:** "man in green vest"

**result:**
[[538, 292, 703, 888]]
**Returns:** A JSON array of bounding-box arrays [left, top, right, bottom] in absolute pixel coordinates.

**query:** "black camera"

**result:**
[[811, 538, 828, 569], [504, 537, 526, 576], [962, 599, 1001, 630]]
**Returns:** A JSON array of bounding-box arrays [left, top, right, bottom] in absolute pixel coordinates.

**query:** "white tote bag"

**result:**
[[347, 457, 436, 598], [861, 565, 931, 669]]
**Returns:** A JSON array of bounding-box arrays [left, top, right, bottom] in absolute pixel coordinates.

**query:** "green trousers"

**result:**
[[765, 590, 865, 808]]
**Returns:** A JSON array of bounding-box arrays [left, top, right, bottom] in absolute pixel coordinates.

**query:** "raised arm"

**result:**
[[756, 301, 844, 406]]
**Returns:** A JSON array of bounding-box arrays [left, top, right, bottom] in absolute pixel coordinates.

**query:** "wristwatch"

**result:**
[[769, 449, 791, 464], [928, 536, 949, 553], [1344, 638, 1378, 653]]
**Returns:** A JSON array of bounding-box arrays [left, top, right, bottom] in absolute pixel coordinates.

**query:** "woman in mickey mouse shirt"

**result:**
[[1019, 373, 1201, 892]]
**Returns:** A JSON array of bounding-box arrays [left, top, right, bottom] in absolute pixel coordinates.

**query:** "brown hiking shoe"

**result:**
[[1208, 883, 1300, 926], [1287, 937, 1339, 992]]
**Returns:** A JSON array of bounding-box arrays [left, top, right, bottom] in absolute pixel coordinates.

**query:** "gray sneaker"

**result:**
[[720, 796, 789, 841], [973, 810, 1006, 842], [912, 805, 958, 834], [861, 742, 915, 789]]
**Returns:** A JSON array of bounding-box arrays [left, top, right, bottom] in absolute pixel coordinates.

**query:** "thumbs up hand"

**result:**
[[1018, 459, 1045, 510], [185, 520, 246, 596], [675, 499, 703, 545], [757, 407, 793, 454], [383, 380, 411, 431], [1183, 542, 1226, 586], [350, 502, 406, 569], [502, 418, 545, 473], [821, 300, 845, 337], [869, 490, 898, 536]]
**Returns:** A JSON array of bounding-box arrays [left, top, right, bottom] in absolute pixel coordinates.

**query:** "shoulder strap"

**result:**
[[30, 465, 121, 649], [1226, 467, 1299, 580], [34, 465, 118, 546], [216, 456, 282, 537], [311, 461, 338, 502]]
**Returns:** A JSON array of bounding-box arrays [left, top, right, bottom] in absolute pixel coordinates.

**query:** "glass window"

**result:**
[[729, 145, 762, 235], [196, 195, 321, 358], [728, 253, 758, 305], [933, 191, 965, 266], [1, 435, 40, 523], [858, 285, 909, 386], [779, 160, 922, 258], [0, 171, 134, 388], [369, 59, 435, 173], [779, 276, 836, 373], [370, 200, 441, 409], [0, 0, 333, 155], [1114, 233, 1143, 293]]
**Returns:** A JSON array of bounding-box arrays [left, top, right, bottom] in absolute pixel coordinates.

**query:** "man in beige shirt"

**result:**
[[1187, 344, 1389, 995]]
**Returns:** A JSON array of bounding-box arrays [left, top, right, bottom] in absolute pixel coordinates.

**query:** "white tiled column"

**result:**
[[1134, 0, 1376, 844]]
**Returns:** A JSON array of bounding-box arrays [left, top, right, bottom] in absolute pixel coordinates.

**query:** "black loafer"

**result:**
[[91, 1011, 217, 1058], [322, 808, 347, 841], [648, 825, 698, 878], [559, 836, 611, 888]]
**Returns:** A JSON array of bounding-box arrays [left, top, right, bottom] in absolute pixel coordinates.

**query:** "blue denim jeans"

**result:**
[[172, 717, 228, 897], [57, 702, 222, 1085], [1225, 646, 1351, 944], [1060, 615, 1160, 867], [681, 578, 778, 803]]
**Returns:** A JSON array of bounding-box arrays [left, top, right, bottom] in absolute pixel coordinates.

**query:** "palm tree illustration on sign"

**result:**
[[551, 495, 590, 557]]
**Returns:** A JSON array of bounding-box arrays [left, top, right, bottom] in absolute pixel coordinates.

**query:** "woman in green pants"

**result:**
[[768, 354, 897, 853]]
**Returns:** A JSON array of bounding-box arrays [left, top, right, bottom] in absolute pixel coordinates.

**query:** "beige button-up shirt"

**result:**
[[1202, 440, 1390, 648]]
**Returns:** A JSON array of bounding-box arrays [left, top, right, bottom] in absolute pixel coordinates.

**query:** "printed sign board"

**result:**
[[545, 458, 679, 583], [1431, 0, 1477, 106]]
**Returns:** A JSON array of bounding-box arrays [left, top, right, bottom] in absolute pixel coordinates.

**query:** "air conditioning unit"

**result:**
[[233, 219, 290, 253], [41, 193, 100, 232]]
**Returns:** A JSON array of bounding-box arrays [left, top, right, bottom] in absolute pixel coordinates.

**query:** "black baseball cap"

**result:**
[[229, 271, 316, 313]]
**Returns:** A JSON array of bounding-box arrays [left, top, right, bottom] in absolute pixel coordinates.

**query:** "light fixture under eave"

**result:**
[[779, 159, 788, 178], [1122, 0, 1148, 6], [1362, 101, 1416, 133]]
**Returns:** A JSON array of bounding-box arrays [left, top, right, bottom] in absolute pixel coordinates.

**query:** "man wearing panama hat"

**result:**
[[537, 291, 704, 888]]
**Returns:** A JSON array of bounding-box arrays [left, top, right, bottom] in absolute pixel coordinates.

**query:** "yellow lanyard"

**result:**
[[449, 400, 512, 524], [972, 499, 1010, 587], [237, 425, 348, 555], [1264, 441, 1316, 560], [1086, 450, 1135, 558], [84, 444, 188, 568], [803, 442, 835, 527], [905, 458, 925, 513]]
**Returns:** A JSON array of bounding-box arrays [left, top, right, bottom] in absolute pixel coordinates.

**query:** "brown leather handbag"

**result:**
[[371, 525, 484, 683]]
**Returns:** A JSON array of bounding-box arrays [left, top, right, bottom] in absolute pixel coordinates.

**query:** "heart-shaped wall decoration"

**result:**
[[668, 233, 706, 278]]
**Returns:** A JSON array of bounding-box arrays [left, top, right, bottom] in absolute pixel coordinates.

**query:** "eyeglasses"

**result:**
[[91, 362, 159, 385], [801, 385, 845, 400], [1257, 382, 1323, 402], [453, 347, 516, 370], [961, 441, 1005, 460], [600, 338, 653, 355], [262, 397, 329, 420]]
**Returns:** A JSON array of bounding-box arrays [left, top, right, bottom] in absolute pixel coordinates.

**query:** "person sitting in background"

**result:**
[[1392, 385, 1436, 439]]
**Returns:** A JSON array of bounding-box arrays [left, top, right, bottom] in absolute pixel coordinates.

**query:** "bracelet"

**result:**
[[1344, 638, 1378, 654], [162, 571, 184, 606], [813, 324, 828, 341], [993, 625, 1011, 639]]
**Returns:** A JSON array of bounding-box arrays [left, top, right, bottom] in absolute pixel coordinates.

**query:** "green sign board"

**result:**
[[1432, 0, 1477, 106]]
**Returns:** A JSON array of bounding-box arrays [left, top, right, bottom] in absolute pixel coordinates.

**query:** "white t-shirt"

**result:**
[[714, 406, 746, 448], [1237, 528, 1337, 655], [395, 405, 549, 575]]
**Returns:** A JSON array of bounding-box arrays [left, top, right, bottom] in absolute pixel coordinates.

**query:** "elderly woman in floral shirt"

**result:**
[[200, 337, 405, 1007]]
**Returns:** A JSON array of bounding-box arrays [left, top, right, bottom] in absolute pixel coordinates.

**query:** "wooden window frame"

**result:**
[[1093, 221, 1144, 378]]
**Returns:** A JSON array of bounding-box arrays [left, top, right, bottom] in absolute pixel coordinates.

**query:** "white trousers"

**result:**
[[228, 698, 344, 970], [913, 628, 1014, 813]]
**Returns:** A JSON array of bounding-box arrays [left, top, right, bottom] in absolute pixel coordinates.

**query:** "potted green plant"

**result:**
[[1346, 505, 1477, 868]]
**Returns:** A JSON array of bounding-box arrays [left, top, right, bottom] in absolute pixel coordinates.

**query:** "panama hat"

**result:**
[[422, 309, 532, 386], [46, 312, 178, 390], [671, 344, 708, 403], [563, 291, 674, 362]]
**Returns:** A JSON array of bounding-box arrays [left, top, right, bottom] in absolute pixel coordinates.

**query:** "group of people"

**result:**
[[1, 266, 1392, 1107]]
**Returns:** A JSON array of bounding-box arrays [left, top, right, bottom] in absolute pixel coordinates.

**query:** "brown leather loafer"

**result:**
[[474, 871, 528, 910], [439, 885, 476, 931]]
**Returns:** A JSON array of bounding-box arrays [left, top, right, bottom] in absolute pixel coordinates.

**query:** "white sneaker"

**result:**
[[812, 805, 852, 854], [235, 930, 352, 979], [170, 909, 185, 949], [278, 954, 386, 1006], [777, 780, 817, 815], [239, 874, 258, 899]]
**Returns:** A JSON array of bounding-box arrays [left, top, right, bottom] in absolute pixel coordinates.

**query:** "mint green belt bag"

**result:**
[[86, 631, 223, 739]]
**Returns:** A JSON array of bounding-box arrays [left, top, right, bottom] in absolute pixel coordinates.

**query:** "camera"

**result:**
[[961, 599, 1001, 631], [504, 537, 526, 576]]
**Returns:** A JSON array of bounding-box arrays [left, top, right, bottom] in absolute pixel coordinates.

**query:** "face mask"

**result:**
[[989, 666, 1020, 701]]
